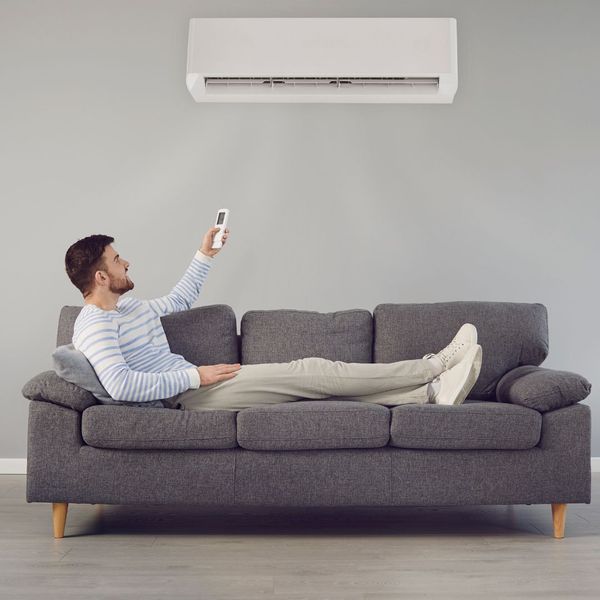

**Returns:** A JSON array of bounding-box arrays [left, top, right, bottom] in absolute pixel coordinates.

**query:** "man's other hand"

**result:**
[[200, 226, 229, 258], [197, 363, 241, 386]]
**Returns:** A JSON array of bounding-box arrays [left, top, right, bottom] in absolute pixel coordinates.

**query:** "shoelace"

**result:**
[[437, 340, 467, 367]]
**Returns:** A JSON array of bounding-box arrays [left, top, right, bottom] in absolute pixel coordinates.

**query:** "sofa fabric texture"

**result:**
[[64, 398, 542, 452], [496, 365, 592, 412], [389, 400, 542, 450], [236, 400, 390, 450], [373, 301, 549, 401], [241, 309, 373, 364], [22, 370, 97, 412], [81, 405, 238, 450]]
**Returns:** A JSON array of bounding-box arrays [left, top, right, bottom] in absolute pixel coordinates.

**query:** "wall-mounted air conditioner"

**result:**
[[186, 17, 458, 104]]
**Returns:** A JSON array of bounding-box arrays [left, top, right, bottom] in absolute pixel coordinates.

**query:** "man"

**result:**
[[64, 227, 482, 411]]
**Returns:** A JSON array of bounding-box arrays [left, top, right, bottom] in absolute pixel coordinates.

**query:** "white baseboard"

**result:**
[[2, 458, 600, 475], [0, 459, 27, 474]]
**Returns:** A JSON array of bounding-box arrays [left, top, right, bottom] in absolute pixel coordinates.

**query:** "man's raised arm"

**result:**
[[145, 226, 226, 318], [146, 251, 213, 317]]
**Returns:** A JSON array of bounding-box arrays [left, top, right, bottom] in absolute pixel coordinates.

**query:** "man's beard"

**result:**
[[108, 274, 134, 295]]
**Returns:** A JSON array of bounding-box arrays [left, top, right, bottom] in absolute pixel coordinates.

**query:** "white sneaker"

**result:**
[[423, 323, 478, 371], [431, 344, 482, 406]]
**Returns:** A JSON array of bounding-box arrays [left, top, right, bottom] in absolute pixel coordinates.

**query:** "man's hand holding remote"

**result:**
[[197, 364, 241, 386], [200, 226, 230, 258]]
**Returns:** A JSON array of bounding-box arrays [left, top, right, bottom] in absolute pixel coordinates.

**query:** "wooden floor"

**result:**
[[1, 475, 599, 599]]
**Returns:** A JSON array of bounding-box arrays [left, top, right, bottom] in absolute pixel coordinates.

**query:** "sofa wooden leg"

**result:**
[[52, 502, 68, 538], [551, 503, 567, 539]]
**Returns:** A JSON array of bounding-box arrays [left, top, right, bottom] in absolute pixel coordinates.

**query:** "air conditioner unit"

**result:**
[[186, 17, 458, 104]]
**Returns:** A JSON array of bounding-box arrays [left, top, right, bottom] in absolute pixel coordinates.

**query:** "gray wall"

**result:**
[[1, 0, 598, 460]]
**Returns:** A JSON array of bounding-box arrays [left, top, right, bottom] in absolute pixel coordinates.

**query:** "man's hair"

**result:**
[[65, 234, 115, 298]]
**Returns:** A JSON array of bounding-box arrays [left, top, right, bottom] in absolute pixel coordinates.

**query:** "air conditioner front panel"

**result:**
[[187, 18, 458, 103]]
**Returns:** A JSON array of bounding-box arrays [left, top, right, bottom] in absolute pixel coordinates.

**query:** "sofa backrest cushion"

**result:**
[[241, 309, 372, 364], [373, 302, 548, 401], [56, 303, 240, 365]]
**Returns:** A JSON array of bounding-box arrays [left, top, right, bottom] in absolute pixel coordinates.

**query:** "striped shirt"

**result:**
[[73, 250, 213, 405]]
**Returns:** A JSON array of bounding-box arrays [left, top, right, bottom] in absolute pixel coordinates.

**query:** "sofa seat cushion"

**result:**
[[82, 405, 238, 450], [237, 400, 390, 450], [389, 401, 542, 450]]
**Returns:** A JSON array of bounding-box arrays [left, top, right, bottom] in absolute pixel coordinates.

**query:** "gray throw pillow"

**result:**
[[52, 343, 113, 404], [496, 365, 592, 413]]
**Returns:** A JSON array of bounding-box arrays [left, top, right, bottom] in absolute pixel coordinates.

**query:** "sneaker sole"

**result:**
[[452, 345, 482, 405]]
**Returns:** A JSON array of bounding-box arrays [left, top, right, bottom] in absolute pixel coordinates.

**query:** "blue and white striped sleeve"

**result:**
[[146, 251, 213, 317], [75, 316, 199, 403]]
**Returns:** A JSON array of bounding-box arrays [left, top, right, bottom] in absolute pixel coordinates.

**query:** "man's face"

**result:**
[[99, 245, 134, 295]]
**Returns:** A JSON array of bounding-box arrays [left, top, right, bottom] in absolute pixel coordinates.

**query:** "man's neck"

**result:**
[[84, 296, 120, 311]]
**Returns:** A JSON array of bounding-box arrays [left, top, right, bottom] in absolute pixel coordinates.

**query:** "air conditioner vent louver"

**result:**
[[203, 77, 441, 98], [205, 77, 440, 88]]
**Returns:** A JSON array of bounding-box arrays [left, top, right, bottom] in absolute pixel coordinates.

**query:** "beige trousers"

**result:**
[[171, 357, 438, 412]]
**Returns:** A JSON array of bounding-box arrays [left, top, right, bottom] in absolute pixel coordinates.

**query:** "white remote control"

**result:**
[[211, 208, 230, 249]]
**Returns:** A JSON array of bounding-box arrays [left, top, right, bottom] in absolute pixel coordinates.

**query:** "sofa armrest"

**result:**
[[22, 371, 98, 412], [496, 365, 592, 413]]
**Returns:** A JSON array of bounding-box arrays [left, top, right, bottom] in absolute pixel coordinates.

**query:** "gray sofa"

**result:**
[[22, 301, 592, 539]]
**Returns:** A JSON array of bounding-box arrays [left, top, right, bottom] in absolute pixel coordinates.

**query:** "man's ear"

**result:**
[[94, 270, 107, 286]]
